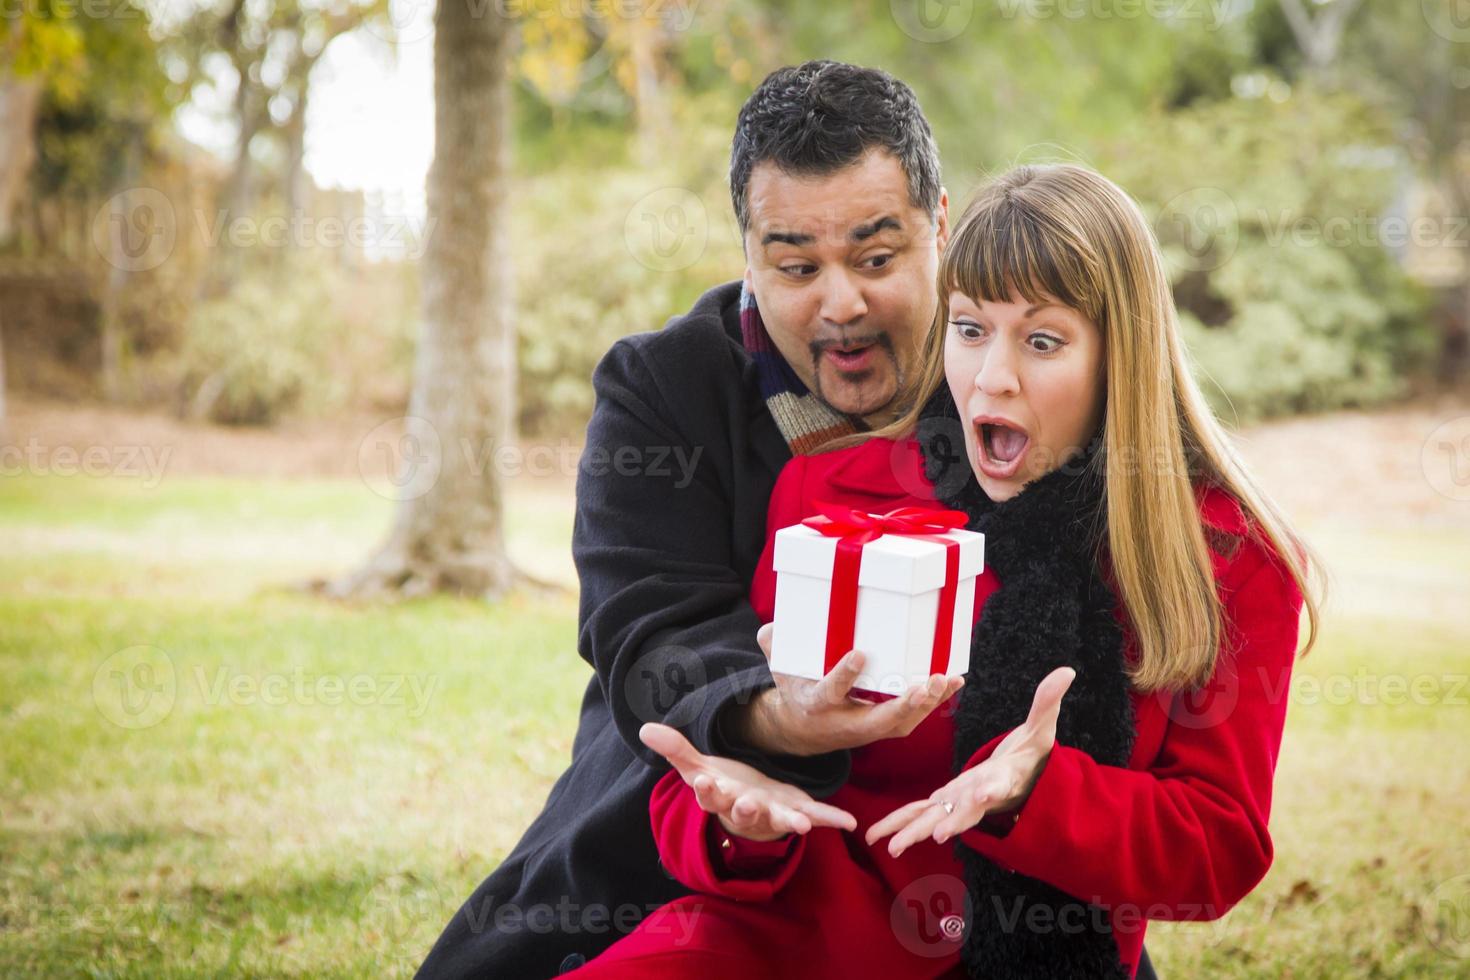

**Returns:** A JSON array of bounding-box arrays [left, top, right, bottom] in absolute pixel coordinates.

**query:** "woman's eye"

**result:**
[[950, 319, 984, 341], [1030, 334, 1063, 353]]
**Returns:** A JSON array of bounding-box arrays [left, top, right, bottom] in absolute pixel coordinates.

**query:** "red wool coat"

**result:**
[[569, 436, 1304, 979]]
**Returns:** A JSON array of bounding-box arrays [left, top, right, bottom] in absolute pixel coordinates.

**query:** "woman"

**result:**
[[567, 163, 1319, 979]]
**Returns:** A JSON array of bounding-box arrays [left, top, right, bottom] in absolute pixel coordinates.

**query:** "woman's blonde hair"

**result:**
[[861, 163, 1321, 692]]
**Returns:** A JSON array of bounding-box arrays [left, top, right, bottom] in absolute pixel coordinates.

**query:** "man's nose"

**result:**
[[816, 269, 868, 327]]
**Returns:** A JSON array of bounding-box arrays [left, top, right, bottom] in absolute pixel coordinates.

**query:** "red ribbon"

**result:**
[[801, 502, 970, 676]]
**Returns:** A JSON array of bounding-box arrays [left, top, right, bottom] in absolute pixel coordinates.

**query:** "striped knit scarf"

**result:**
[[739, 282, 868, 455]]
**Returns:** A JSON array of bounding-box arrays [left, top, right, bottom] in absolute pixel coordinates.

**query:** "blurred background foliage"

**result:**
[[2, 0, 1467, 433]]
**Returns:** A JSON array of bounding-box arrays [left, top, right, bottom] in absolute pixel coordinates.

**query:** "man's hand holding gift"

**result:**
[[726, 622, 966, 757]]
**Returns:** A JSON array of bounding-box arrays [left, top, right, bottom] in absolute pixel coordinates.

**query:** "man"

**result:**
[[416, 60, 953, 979]]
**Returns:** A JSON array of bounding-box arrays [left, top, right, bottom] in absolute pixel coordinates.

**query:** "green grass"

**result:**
[[1144, 518, 1470, 978], [2, 470, 1468, 977], [1, 472, 584, 977]]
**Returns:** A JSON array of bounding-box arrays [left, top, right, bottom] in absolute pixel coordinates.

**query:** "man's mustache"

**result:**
[[808, 332, 896, 357]]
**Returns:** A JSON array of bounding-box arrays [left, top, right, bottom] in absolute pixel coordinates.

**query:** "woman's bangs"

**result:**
[[942, 205, 1087, 315]]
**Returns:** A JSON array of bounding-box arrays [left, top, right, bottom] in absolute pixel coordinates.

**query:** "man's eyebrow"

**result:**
[[760, 216, 903, 248], [850, 215, 903, 242], [761, 230, 816, 247]]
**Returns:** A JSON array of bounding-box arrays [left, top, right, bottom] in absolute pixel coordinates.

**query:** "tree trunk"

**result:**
[[198, 52, 262, 301], [328, 0, 519, 599], [282, 84, 310, 219], [628, 14, 670, 168], [1444, 172, 1470, 382], [0, 72, 44, 430], [97, 145, 143, 403], [0, 75, 41, 241], [0, 309, 7, 432]]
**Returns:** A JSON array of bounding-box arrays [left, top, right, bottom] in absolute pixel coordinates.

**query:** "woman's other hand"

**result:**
[[639, 722, 859, 843], [865, 665, 1076, 857]]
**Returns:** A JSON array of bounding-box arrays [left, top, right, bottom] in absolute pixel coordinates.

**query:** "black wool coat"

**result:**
[[415, 281, 851, 979]]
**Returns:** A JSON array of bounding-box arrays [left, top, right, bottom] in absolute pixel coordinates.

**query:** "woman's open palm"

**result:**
[[865, 666, 1077, 856], [639, 723, 858, 843]]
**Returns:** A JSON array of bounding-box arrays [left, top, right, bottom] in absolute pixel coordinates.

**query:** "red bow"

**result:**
[[801, 501, 970, 677], [802, 502, 970, 541]]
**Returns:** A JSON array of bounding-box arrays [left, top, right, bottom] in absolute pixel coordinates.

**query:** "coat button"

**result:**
[[558, 952, 587, 973], [940, 913, 966, 940]]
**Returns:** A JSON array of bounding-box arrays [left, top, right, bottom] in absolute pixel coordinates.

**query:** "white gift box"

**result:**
[[769, 518, 985, 696]]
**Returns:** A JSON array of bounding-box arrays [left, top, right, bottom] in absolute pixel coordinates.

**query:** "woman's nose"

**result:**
[[975, 346, 1020, 396]]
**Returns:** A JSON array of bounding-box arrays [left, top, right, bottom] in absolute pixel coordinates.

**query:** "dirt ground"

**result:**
[[2, 398, 414, 481]]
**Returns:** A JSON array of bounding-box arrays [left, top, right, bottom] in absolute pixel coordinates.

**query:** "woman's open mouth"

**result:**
[[974, 417, 1030, 480]]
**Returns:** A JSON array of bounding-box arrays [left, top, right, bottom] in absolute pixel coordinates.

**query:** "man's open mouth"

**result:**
[[822, 344, 875, 372], [813, 333, 891, 377]]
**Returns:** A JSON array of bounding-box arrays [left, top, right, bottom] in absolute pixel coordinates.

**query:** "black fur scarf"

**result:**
[[914, 388, 1137, 979]]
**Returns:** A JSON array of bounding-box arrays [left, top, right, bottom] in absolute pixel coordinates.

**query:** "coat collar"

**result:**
[[821, 435, 934, 503]]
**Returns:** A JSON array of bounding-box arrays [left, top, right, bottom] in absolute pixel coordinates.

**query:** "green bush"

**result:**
[[512, 159, 744, 436], [174, 262, 349, 426], [1178, 237, 1419, 420], [167, 250, 418, 426], [1100, 85, 1435, 422]]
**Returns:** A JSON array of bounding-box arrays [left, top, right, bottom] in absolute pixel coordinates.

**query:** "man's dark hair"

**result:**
[[730, 60, 942, 234]]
